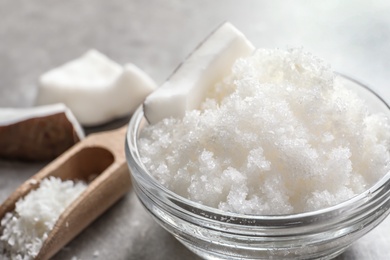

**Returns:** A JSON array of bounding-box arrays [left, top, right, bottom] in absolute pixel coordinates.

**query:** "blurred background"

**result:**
[[1, 1, 390, 259]]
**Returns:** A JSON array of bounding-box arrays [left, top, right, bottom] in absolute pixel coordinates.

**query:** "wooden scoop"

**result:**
[[0, 126, 131, 260]]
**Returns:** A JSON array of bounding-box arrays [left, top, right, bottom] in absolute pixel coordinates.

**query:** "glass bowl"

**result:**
[[125, 75, 390, 260]]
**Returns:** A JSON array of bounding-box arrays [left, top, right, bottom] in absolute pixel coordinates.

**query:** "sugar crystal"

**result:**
[[139, 48, 390, 214]]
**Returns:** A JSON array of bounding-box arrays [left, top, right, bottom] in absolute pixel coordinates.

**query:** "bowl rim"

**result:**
[[126, 74, 390, 222]]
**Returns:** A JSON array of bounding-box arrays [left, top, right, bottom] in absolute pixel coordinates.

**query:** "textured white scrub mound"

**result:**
[[36, 50, 157, 126], [139, 48, 390, 215]]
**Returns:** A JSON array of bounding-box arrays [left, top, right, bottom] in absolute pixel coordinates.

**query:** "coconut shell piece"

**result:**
[[0, 103, 84, 161]]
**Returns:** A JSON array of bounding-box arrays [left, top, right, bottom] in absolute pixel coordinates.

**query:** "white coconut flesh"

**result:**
[[143, 22, 255, 124], [36, 50, 157, 126]]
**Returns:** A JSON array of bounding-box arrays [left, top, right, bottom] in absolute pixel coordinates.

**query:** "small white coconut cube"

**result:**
[[36, 50, 157, 126]]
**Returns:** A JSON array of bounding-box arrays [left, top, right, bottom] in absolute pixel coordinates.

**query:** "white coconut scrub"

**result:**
[[0, 177, 87, 260], [138, 48, 390, 215]]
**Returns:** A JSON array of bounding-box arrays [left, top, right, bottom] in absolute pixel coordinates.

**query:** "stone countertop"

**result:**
[[1, 1, 390, 259]]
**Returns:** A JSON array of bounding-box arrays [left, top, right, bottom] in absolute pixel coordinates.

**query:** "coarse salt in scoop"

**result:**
[[0, 177, 87, 260]]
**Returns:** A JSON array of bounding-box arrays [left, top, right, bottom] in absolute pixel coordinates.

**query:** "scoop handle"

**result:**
[[35, 126, 131, 260]]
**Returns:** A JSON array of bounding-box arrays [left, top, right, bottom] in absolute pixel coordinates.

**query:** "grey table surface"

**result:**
[[1, 1, 390, 259]]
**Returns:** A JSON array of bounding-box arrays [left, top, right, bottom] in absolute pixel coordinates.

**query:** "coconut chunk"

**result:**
[[0, 103, 84, 161], [36, 50, 157, 126], [108, 63, 158, 120], [143, 22, 255, 124]]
